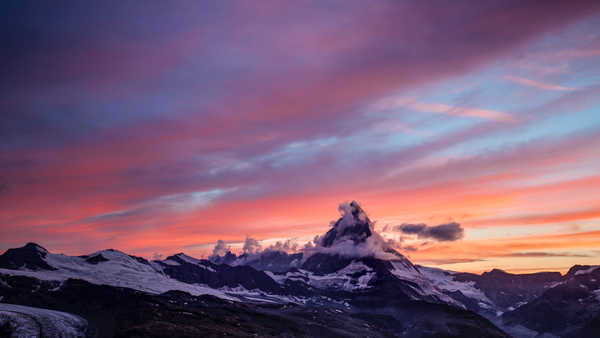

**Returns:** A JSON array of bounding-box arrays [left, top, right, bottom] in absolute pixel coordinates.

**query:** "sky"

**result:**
[[1, 1, 600, 273]]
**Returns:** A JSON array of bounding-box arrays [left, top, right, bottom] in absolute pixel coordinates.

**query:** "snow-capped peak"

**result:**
[[302, 201, 410, 263]]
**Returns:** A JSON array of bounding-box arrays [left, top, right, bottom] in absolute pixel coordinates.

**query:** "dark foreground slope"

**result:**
[[0, 273, 507, 338]]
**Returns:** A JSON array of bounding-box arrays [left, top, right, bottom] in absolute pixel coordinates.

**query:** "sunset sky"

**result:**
[[2, 1, 600, 273]]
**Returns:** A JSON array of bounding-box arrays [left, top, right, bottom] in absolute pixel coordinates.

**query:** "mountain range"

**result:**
[[0, 201, 598, 337]]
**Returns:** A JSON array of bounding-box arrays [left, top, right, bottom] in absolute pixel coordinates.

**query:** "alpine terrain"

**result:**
[[1, 202, 598, 337]]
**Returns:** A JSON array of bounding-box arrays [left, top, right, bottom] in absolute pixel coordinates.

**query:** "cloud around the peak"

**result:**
[[210, 239, 232, 258], [242, 236, 262, 255]]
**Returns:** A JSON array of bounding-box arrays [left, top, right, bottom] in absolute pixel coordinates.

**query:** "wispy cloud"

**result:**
[[505, 75, 575, 91], [468, 207, 600, 227], [500, 251, 590, 258], [377, 96, 513, 122], [415, 258, 485, 265]]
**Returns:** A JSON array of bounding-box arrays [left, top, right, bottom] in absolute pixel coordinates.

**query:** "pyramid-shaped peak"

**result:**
[[321, 201, 373, 247]]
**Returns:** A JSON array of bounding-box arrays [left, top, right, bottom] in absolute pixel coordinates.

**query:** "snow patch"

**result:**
[[0, 303, 87, 338], [269, 261, 376, 291], [417, 266, 495, 310], [575, 266, 600, 275], [221, 285, 307, 305], [161, 259, 181, 266]]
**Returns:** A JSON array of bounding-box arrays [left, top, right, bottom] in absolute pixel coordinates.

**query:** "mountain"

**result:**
[[502, 265, 600, 336], [235, 251, 303, 273], [0, 246, 244, 301], [0, 271, 508, 338], [0, 273, 394, 338], [0, 242, 57, 271], [155, 253, 284, 294], [450, 268, 562, 311], [2, 201, 596, 336], [259, 202, 450, 300], [320, 200, 374, 247]]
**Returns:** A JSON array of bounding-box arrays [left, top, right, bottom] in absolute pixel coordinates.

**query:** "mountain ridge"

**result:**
[[1, 201, 598, 337]]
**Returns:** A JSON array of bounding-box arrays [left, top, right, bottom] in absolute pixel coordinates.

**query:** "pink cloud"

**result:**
[[376, 96, 513, 121], [505, 75, 575, 91]]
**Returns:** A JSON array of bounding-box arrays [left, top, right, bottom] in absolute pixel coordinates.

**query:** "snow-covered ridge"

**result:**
[[172, 253, 217, 272], [574, 266, 600, 276], [389, 263, 463, 307], [417, 266, 495, 310], [0, 248, 235, 300]]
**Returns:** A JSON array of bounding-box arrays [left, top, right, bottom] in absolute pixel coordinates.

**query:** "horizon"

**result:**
[[0, 242, 581, 275], [2, 2, 600, 276], [0, 200, 592, 276]]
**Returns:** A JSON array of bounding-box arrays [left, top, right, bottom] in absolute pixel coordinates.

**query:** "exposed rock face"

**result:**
[[0, 243, 57, 271], [157, 253, 284, 293], [321, 201, 373, 247], [240, 251, 303, 273]]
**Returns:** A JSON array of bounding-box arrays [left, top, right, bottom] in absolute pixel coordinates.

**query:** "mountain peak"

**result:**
[[321, 201, 373, 247], [24, 242, 48, 254], [566, 264, 598, 276], [0, 242, 56, 271]]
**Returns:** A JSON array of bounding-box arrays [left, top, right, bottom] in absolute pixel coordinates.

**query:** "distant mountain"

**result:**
[[1, 201, 597, 337], [502, 265, 600, 336], [156, 253, 284, 293], [451, 268, 562, 311], [233, 251, 303, 273]]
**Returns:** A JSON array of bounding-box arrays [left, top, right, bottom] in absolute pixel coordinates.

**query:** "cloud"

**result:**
[[300, 201, 402, 261], [376, 96, 513, 122], [151, 252, 164, 260], [500, 251, 590, 258], [416, 258, 485, 265], [264, 239, 298, 253], [396, 222, 464, 242], [505, 75, 575, 91], [467, 207, 600, 227], [210, 240, 232, 258], [242, 236, 262, 255]]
